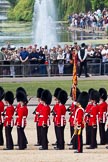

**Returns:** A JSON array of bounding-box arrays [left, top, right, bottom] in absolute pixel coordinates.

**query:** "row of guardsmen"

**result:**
[[0, 86, 108, 152]]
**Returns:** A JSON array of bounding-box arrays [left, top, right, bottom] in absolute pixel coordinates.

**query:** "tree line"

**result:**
[[7, 0, 108, 21]]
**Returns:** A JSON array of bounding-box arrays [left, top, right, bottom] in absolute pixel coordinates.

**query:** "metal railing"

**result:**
[[0, 58, 107, 77]]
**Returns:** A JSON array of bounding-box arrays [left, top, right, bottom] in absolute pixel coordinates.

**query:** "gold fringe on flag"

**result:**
[[72, 49, 78, 101]]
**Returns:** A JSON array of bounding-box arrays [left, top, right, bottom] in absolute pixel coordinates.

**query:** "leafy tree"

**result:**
[[8, 0, 34, 21], [93, 0, 105, 10], [7, 0, 108, 21]]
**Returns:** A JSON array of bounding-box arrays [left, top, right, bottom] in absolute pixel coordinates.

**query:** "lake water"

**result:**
[[0, 21, 105, 48]]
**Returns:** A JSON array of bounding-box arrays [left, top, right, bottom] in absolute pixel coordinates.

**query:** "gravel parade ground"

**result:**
[[0, 76, 108, 162]]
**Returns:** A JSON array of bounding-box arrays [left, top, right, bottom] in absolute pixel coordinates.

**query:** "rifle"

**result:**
[[51, 107, 56, 116]]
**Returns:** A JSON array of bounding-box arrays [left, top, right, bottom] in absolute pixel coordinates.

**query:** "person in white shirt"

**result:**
[[57, 48, 65, 76], [78, 43, 89, 77]]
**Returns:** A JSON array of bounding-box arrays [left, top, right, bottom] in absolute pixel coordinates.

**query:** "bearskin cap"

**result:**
[[88, 88, 95, 96], [77, 91, 89, 109], [70, 87, 81, 101], [99, 88, 107, 101], [4, 91, 14, 105], [16, 87, 27, 96], [0, 86, 5, 101], [16, 91, 28, 104], [89, 89, 100, 103], [54, 87, 62, 98], [58, 90, 68, 105], [41, 89, 52, 105], [37, 88, 44, 98]]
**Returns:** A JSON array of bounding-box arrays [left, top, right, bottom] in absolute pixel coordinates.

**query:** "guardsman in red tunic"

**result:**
[[98, 88, 107, 145], [68, 87, 80, 149], [15, 87, 27, 146], [38, 89, 52, 150], [0, 87, 5, 145], [74, 91, 89, 153], [86, 90, 100, 149], [15, 87, 27, 117], [33, 88, 44, 146], [54, 90, 68, 150], [106, 103, 108, 148], [84, 88, 94, 145], [4, 91, 14, 150], [16, 91, 28, 150], [51, 87, 62, 146]]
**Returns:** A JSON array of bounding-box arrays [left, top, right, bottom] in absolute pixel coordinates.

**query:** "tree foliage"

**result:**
[[7, 0, 108, 21], [8, 0, 34, 21]]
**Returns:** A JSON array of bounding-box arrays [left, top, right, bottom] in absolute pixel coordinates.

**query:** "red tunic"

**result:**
[[34, 102, 43, 122], [69, 102, 76, 126], [0, 101, 4, 124], [4, 105, 14, 127], [74, 106, 84, 128], [55, 103, 66, 126], [84, 102, 93, 124], [88, 104, 99, 126], [16, 105, 28, 127], [98, 101, 107, 123], [38, 104, 50, 127]]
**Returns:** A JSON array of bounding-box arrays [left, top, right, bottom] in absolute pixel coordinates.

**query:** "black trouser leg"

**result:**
[[86, 124, 92, 145], [105, 128, 108, 144], [41, 126, 48, 149], [70, 126, 74, 144], [77, 129, 83, 152], [38, 126, 42, 145], [91, 126, 97, 148], [72, 134, 78, 149], [36, 123, 40, 144], [83, 61, 88, 76], [0, 123, 4, 145], [17, 127, 27, 149], [99, 123, 106, 145], [79, 62, 83, 77], [5, 126, 13, 149], [61, 126, 65, 148], [54, 125, 57, 144], [56, 126, 64, 149]]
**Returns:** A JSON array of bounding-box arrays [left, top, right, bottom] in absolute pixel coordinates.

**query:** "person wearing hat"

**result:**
[[15, 87, 27, 116], [14, 87, 27, 146], [0, 87, 5, 145], [78, 43, 89, 77], [73, 91, 89, 153], [98, 88, 107, 145], [86, 90, 100, 149], [16, 91, 28, 150], [51, 87, 62, 146], [54, 90, 68, 150], [3, 91, 14, 150], [38, 89, 52, 150], [33, 88, 44, 146], [68, 87, 81, 149]]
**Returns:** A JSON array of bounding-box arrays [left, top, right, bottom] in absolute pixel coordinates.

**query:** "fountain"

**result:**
[[32, 0, 57, 48]]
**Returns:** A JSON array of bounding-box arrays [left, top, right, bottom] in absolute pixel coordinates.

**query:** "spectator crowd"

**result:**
[[0, 41, 108, 77], [68, 8, 108, 32]]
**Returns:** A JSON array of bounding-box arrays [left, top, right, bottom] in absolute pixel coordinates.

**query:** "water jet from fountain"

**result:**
[[32, 0, 57, 48]]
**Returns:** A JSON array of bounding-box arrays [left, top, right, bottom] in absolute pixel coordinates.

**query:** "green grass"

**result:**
[[1, 80, 108, 96]]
